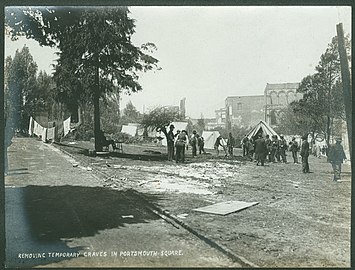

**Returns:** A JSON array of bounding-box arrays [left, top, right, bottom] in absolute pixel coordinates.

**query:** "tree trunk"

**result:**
[[326, 115, 331, 146], [94, 63, 102, 152]]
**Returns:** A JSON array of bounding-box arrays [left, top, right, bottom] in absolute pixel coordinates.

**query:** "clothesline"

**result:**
[[28, 116, 71, 142]]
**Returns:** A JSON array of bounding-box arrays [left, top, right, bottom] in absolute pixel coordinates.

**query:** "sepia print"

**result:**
[[3, 5, 352, 268]]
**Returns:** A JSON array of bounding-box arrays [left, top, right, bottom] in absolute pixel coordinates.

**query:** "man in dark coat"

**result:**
[[227, 132, 235, 156], [167, 124, 175, 161], [242, 135, 249, 157], [190, 130, 198, 157], [327, 138, 347, 181], [289, 137, 299, 163], [300, 134, 310, 173], [265, 134, 272, 162], [254, 133, 267, 166], [279, 135, 288, 163]]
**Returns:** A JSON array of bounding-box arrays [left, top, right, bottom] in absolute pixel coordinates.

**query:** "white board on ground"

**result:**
[[193, 201, 259, 215]]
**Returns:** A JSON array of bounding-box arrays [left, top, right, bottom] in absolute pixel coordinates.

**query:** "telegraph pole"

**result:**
[[336, 23, 352, 160]]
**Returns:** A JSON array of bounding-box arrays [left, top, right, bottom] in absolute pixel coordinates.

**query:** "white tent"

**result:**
[[246, 120, 279, 140], [160, 122, 188, 146], [202, 131, 227, 149], [121, 125, 138, 137]]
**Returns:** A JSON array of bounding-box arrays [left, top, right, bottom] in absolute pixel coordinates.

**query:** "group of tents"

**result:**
[[120, 120, 284, 150]]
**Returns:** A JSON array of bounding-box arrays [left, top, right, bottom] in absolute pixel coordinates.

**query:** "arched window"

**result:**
[[278, 91, 287, 105], [270, 91, 278, 104]]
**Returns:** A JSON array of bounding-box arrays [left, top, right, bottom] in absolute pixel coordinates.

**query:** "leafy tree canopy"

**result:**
[[141, 107, 179, 137]]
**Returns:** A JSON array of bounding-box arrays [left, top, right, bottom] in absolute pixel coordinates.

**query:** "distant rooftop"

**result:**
[[226, 94, 264, 99], [265, 83, 300, 90]]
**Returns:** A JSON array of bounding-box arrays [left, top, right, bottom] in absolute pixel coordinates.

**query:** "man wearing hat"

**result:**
[[300, 134, 310, 173], [327, 137, 347, 181], [167, 124, 175, 161], [190, 130, 198, 157]]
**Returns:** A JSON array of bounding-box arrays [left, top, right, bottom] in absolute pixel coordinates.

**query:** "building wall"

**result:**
[[225, 95, 264, 128], [264, 83, 302, 126], [215, 108, 226, 125]]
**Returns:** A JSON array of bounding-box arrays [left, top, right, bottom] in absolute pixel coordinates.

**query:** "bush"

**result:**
[[73, 122, 94, 141]]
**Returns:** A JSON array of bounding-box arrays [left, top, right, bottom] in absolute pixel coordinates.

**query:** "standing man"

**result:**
[[289, 137, 299, 163], [265, 134, 272, 162], [270, 135, 279, 163], [254, 133, 267, 166], [167, 124, 175, 161], [327, 138, 347, 182], [242, 135, 249, 157], [175, 130, 187, 163], [279, 135, 288, 163], [214, 135, 227, 156], [198, 135, 206, 154], [227, 132, 235, 156], [300, 134, 310, 173], [247, 137, 255, 161], [190, 130, 198, 158]]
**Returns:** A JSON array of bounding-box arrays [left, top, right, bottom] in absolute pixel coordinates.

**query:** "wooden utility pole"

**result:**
[[336, 23, 352, 160]]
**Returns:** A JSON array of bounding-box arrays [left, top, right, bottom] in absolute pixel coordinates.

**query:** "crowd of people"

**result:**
[[240, 132, 347, 181], [167, 125, 206, 163], [166, 124, 347, 181]]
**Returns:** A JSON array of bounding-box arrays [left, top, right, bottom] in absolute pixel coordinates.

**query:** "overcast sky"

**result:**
[[5, 6, 352, 118]]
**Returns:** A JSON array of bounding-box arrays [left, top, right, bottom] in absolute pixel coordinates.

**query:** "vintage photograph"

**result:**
[[3, 5, 352, 268]]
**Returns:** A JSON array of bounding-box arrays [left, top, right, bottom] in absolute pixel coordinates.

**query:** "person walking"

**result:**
[[254, 133, 267, 166], [242, 135, 249, 157], [327, 138, 347, 181], [167, 124, 175, 161], [289, 137, 299, 163], [227, 132, 235, 156], [175, 130, 187, 163], [279, 135, 288, 163], [300, 134, 310, 173]]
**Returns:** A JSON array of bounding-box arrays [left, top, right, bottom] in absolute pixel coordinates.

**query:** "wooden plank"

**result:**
[[193, 201, 259, 215]]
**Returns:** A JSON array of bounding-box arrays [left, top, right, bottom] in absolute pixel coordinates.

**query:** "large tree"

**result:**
[[6, 7, 159, 151], [291, 35, 350, 145], [5, 45, 38, 132], [121, 101, 141, 124]]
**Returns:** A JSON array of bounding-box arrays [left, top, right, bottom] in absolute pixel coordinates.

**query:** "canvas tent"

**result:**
[[121, 125, 138, 137], [202, 131, 227, 149], [160, 121, 188, 146], [246, 120, 279, 140]]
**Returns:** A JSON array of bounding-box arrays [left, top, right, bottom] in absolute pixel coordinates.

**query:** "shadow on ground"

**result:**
[[6, 186, 163, 268], [55, 142, 168, 161], [24, 186, 162, 241]]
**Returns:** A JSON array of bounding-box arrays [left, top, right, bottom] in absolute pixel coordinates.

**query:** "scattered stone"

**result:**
[[272, 196, 276, 199]]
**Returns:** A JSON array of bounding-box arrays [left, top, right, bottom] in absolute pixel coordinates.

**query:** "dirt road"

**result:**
[[54, 139, 351, 268], [5, 137, 351, 268], [5, 138, 240, 268]]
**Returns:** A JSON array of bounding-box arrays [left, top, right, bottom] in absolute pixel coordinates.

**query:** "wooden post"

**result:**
[[336, 23, 352, 160]]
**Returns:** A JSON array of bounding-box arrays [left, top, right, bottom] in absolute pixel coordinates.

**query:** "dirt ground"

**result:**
[[55, 140, 351, 268]]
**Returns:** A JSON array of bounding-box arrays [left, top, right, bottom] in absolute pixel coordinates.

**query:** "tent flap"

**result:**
[[246, 120, 279, 139]]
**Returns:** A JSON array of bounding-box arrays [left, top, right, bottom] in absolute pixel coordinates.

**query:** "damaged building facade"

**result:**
[[225, 82, 302, 129]]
